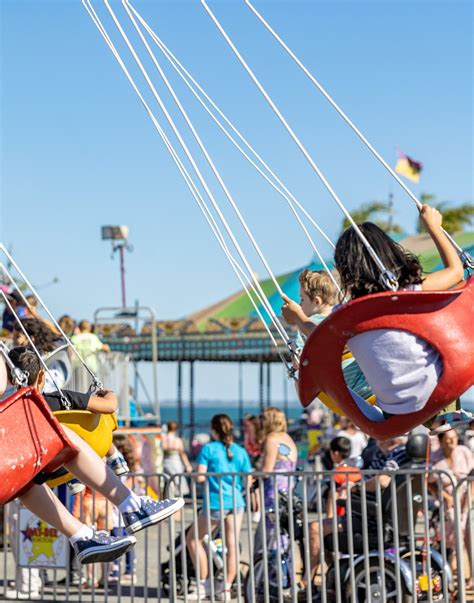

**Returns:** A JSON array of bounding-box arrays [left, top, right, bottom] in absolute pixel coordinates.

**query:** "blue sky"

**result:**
[[1, 1, 472, 405]]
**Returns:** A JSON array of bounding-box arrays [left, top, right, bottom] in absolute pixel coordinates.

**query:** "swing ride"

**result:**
[[1, 0, 473, 509]]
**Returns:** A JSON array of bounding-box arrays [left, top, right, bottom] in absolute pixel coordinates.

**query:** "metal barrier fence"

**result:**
[[1, 470, 472, 602]]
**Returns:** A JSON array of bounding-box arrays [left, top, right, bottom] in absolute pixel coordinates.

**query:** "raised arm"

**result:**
[[281, 294, 317, 338], [87, 389, 118, 414], [419, 205, 464, 291]]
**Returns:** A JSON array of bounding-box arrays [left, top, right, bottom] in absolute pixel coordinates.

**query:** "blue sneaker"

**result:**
[[121, 497, 185, 534], [107, 454, 130, 477], [73, 529, 137, 565]]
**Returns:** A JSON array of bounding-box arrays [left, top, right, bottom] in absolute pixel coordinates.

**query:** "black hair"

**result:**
[[329, 436, 352, 459], [211, 414, 234, 460], [13, 318, 62, 353], [8, 346, 42, 386], [334, 222, 423, 299]]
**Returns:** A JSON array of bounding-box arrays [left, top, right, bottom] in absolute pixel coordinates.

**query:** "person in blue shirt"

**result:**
[[186, 414, 252, 601]]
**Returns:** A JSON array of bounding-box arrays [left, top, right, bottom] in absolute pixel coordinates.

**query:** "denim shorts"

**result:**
[[207, 508, 244, 522]]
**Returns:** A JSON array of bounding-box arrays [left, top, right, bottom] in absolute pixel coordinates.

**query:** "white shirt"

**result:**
[[337, 429, 368, 457], [347, 286, 442, 415]]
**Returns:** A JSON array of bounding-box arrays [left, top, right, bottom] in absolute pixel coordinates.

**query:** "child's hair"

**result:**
[[299, 269, 339, 306], [260, 407, 288, 439], [58, 314, 76, 335], [78, 320, 92, 332], [167, 420, 178, 432], [8, 346, 41, 386], [329, 436, 352, 459], [334, 222, 423, 299], [113, 433, 138, 472], [14, 318, 61, 353], [211, 414, 234, 460]]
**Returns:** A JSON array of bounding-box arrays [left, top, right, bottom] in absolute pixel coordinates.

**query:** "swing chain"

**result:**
[[379, 269, 399, 292], [460, 249, 474, 272], [60, 394, 72, 411], [0, 342, 29, 389], [89, 378, 105, 395]]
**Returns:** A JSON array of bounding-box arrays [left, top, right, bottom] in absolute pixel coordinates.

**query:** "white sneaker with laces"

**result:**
[[5, 588, 41, 600]]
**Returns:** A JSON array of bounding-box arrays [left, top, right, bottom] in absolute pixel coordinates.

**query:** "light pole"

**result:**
[[101, 225, 132, 308]]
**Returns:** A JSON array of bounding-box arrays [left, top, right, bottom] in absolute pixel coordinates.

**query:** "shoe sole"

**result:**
[[77, 536, 137, 565], [126, 498, 185, 534]]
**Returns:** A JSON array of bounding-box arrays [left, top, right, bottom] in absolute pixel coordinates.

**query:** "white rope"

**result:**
[[124, 1, 340, 295], [106, 0, 289, 304], [201, 1, 398, 290], [0, 291, 72, 408], [82, 1, 293, 352], [0, 245, 104, 390], [244, 0, 471, 268]]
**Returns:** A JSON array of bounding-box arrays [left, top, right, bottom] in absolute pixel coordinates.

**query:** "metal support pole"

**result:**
[[283, 366, 289, 417], [189, 361, 195, 445], [118, 244, 127, 308], [238, 362, 244, 433], [266, 362, 271, 408], [259, 361, 264, 414], [177, 361, 183, 433]]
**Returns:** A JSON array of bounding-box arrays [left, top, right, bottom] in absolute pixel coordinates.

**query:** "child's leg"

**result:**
[[61, 425, 184, 533], [19, 484, 84, 538], [61, 425, 130, 507]]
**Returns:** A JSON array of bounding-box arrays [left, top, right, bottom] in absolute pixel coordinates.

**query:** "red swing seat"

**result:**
[[0, 387, 77, 504], [298, 277, 474, 439]]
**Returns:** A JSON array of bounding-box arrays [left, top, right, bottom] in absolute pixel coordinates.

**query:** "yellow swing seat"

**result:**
[[46, 411, 118, 488]]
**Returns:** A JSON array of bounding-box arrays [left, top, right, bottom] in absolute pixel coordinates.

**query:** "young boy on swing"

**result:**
[[282, 269, 373, 402], [3, 348, 184, 564]]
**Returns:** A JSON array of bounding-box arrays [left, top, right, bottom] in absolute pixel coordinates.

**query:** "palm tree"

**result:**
[[342, 200, 403, 233], [416, 194, 474, 234]]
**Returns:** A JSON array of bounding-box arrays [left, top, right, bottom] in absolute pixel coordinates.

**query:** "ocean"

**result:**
[[141, 401, 304, 432]]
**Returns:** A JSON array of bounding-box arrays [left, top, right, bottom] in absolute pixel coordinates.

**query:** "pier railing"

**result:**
[[1, 470, 472, 602]]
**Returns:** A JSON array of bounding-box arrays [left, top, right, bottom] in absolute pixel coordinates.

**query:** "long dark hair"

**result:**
[[334, 222, 423, 299], [211, 414, 234, 460], [14, 318, 62, 353]]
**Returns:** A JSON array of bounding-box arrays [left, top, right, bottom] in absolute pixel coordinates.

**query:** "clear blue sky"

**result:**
[[1, 1, 472, 405]]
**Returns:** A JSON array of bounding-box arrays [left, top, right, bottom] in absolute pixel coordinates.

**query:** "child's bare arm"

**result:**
[[281, 294, 317, 337], [420, 205, 464, 291], [87, 389, 118, 414]]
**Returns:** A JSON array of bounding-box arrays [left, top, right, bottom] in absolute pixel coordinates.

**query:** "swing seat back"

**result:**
[[298, 277, 474, 439], [46, 410, 118, 488], [0, 387, 77, 504]]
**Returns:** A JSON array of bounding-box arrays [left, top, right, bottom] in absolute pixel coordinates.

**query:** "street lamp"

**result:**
[[101, 225, 133, 308]]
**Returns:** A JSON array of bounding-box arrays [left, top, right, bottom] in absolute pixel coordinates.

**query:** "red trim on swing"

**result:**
[[298, 277, 474, 439], [0, 387, 78, 504]]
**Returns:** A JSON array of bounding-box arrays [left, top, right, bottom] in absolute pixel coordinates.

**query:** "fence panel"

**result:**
[[1, 468, 468, 602]]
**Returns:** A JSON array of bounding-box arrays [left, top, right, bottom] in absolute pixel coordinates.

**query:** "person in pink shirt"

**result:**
[[430, 429, 474, 586]]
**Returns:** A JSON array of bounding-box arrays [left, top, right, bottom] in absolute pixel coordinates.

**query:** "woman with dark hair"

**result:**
[[332, 204, 469, 430], [186, 414, 252, 601]]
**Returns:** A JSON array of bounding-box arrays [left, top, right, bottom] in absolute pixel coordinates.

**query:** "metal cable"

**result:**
[[201, 1, 398, 290], [244, 0, 473, 270]]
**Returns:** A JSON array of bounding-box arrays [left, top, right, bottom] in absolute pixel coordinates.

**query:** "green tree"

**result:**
[[342, 201, 403, 233], [416, 194, 474, 234]]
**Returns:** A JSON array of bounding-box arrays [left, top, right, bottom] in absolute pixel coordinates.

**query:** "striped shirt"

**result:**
[[296, 313, 373, 400], [368, 444, 411, 472]]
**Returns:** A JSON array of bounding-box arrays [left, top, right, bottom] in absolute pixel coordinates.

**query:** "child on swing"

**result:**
[[282, 269, 373, 402], [283, 204, 471, 431], [3, 348, 184, 565], [9, 340, 129, 495]]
